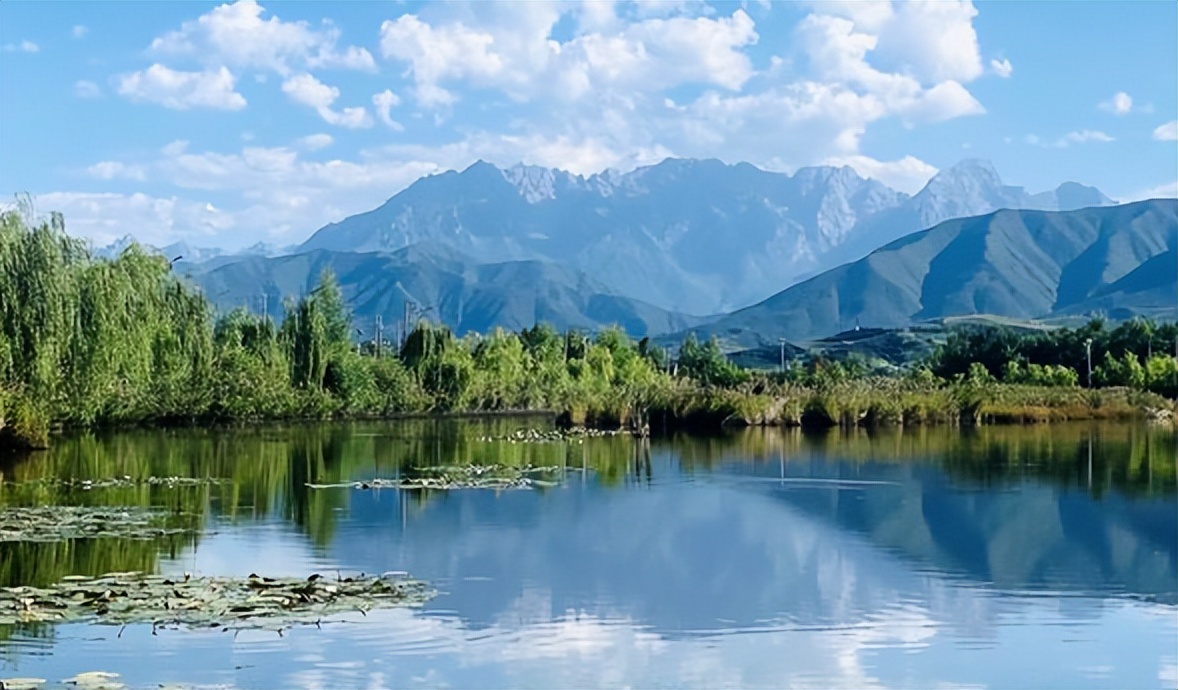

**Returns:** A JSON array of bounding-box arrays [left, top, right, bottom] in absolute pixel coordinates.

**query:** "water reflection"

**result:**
[[0, 420, 1173, 688]]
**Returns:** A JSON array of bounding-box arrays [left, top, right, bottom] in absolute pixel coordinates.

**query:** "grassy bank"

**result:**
[[646, 378, 1175, 431], [1, 209, 1175, 450]]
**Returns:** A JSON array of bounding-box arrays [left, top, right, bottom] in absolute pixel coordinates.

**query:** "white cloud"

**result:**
[[990, 58, 1012, 78], [33, 192, 234, 248], [3, 40, 40, 53], [74, 80, 102, 99], [296, 133, 334, 151], [365, 1, 986, 191], [280, 72, 337, 109], [161, 140, 190, 156], [372, 90, 403, 130], [1098, 91, 1132, 115], [117, 64, 246, 110], [72, 25, 89, 39], [49, 0, 1007, 250], [66, 142, 437, 246], [1121, 180, 1178, 202], [823, 154, 938, 194], [1026, 130, 1114, 148], [150, 0, 374, 75], [281, 73, 373, 128], [1058, 129, 1114, 146], [86, 162, 146, 181], [866, 1, 984, 84], [1152, 120, 1178, 141], [379, 7, 758, 106]]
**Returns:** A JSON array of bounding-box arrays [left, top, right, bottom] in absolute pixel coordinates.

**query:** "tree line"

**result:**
[[1, 210, 1175, 447]]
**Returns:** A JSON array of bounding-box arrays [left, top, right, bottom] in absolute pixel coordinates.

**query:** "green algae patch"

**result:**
[[306, 464, 568, 491], [0, 571, 431, 631], [0, 507, 196, 543]]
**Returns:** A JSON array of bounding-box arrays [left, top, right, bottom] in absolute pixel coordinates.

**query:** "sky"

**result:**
[[1, 0, 1176, 250]]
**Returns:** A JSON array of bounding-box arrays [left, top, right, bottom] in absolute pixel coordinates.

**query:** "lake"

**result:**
[[0, 419, 1174, 689]]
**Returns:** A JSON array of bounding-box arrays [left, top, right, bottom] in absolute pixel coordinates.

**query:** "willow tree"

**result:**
[[282, 270, 351, 392]]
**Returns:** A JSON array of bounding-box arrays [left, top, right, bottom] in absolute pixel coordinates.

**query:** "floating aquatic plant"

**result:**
[[0, 571, 431, 632], [306, 464, 568, 491], [477, 427, 630, 443], [0, 507, 196, 543]]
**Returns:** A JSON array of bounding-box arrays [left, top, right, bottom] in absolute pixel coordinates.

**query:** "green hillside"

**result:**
[[192, 244, 710, 338], [684, 200, 1177, 349]]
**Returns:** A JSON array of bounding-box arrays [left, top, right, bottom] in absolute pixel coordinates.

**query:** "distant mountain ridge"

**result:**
[[299, 158, 1118, 315], [93, 236, 296, 263], [681, 199, 1177, 348], [191, 243, 709, 338]]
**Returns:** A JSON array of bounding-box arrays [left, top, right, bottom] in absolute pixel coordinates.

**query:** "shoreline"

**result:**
[[5, 383, 1174, 452]]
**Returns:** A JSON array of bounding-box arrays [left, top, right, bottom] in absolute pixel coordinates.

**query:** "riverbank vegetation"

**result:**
[[1, 211, 1176, 448]]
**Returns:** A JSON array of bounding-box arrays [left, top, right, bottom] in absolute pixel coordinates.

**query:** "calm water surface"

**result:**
[[0, 420, 1174, 689]]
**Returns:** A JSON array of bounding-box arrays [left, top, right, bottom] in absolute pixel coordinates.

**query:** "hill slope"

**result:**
[[682, 199, 1177, 348], [192, 244, 708, 338]]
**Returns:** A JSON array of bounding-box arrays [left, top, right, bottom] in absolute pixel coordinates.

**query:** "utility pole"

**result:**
[[1085, 338, 1093, 388], [779, 338, 786, 374], [375, 315, 383, 358]]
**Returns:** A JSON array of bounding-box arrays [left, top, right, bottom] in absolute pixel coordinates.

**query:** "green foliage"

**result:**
[[1093, 351, 1146, 389], [2, 209, 1174, 447], [1144, 354, 1178, 399], [930, 318, 1178, 397], [1002, 360, 1079, 387], [678, 333, 748, 387]]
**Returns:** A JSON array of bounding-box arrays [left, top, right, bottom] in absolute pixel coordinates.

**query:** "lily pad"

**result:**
[[0, 506, 195, 543], [0, 571, 431, 631], [306, 464, 569, 491], [478, 427, 629, 443], [0, 680, 47, 690], [62, 672, 123, 689], [4, 476, 228, 490]]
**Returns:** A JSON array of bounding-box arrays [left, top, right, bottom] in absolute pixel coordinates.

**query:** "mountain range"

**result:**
[[685, 199, 1177, 348], [298, 158, 1116, 315], [90, 157, 1175, 343], [94, 237, 296, 263]]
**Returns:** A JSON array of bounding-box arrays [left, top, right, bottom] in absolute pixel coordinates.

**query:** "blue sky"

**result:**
[[1, 0, 1175, 250]]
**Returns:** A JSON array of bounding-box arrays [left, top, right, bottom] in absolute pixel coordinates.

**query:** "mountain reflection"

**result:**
[[1, 420, 1174, 620]]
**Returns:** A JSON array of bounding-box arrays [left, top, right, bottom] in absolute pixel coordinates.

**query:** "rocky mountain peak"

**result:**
[[501, 163, 561, 203]]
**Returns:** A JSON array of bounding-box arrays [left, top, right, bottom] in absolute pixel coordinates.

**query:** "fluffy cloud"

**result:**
[[871, 1, 983, 83], [366, 1, 984, 193], [54, 0, 1007, 249], [34, 192, 233, 248], [1098, 91, 1133, 115], [149, 0, 374, 75], [117, 64, 246, 110], [3, 40, 39, 53], [379, 6, 757, 106], [68, 142, 438, 245], [823, 154, 938, 194], [1152, 120, 1178, 141], [990, 58, 1012, 78], [372, 90, 403, 130], [281, 73, 372, 128], [75, 80, 102, 99]]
